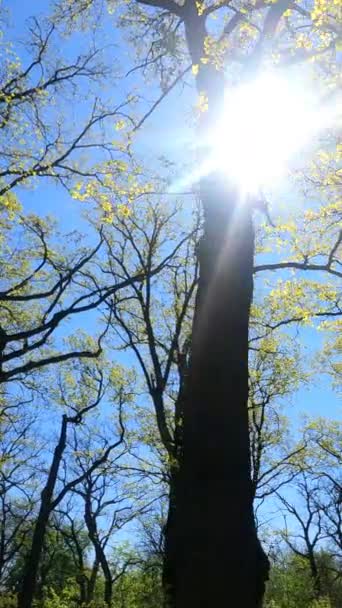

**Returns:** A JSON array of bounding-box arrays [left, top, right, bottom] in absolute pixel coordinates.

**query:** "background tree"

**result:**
[[265, 550, 342, 608], [51, 509, 94, 606], [0, 208, 165, 384], [0, 401, 39, 587], [0, 14, 135, 199], [17, 356, 127, 608], [71, 423, 149, 607]]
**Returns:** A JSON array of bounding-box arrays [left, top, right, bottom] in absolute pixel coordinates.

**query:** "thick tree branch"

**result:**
[[254, 261, 342, 279], [136, 0, 184, 17]]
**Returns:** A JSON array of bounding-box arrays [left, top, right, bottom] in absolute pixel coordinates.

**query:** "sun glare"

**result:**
[[210, 72, 333, 194]]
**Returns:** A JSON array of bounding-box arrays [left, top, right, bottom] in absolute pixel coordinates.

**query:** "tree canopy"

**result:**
[[0, 0, 341, 607]]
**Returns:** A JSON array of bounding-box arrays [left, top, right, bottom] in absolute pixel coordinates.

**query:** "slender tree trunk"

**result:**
[[84, 495, 113, 607], [77, 574, 88, 606], [86, 558, 99, 605], [0, 498, 6, 584], [17, 415, 68, 608], [71, 536, 88, 605], [308, 551, 321, 599], [163, 466, 179, 607], [163, 378, 185, 607], [104, 574, 113, 607]]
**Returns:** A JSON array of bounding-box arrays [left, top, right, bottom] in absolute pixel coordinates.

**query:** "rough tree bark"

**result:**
[[164, 175, 269, 608], [162, 4, 270, 607]]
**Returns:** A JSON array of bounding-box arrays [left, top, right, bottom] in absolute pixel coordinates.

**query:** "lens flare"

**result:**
[[209, 72, 336, 193]]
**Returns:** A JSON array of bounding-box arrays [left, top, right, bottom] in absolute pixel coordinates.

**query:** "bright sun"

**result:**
[[210, 72, 333, 194]]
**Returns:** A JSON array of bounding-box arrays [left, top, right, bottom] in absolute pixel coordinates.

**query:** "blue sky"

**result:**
[[4, 0, 340, 424], [1, 0, 340, 561], [3, 3, 340, 540]]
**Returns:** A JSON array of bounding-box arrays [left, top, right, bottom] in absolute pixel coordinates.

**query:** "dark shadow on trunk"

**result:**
[[163, 176, 269, 608]]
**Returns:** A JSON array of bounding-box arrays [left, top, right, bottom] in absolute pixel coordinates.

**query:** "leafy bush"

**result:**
[[0, 594, 17, 608], [311, 599, 332, 608]]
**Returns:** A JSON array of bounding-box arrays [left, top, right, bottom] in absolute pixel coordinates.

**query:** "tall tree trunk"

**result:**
[[162, 5, 270, 604], [170, 176, 269, 607], [164, 177, 269, 607], [17, 415, 68, 608]]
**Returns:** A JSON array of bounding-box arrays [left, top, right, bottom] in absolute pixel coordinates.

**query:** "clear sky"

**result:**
[[2, 1, 340, 547], [4, 0, 340, 420]]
